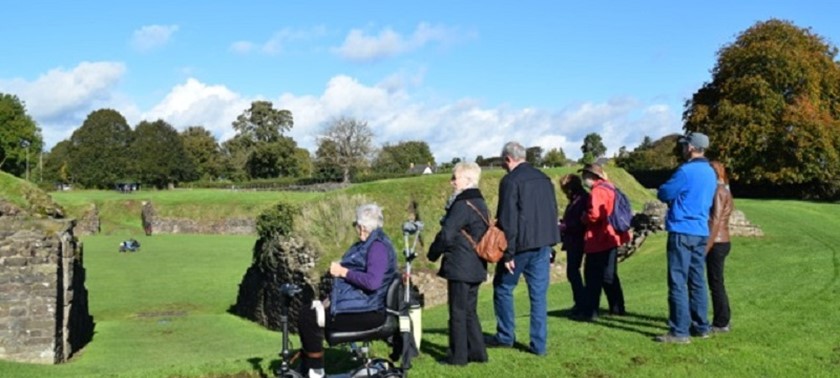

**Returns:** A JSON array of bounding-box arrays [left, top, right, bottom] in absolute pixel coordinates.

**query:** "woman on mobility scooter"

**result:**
[[297, 203, 398, 378]]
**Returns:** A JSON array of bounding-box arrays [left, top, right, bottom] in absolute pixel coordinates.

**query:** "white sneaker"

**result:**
[[308, 368, 325, 378]]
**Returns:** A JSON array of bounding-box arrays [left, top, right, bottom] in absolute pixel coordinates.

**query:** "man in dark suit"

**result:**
[[486, 141, 561, 356]]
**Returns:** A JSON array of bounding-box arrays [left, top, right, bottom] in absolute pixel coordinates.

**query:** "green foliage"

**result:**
[[232, 100, 293, 143], [256, 201, 300, 239], [0, 170, 64, 216], [42, 140, 72, 185], [294, 147, 313, 178], [68, 109, 133, 189], [525, 146, 543, 166], [372, 140, 436, 174], [245, 137, 300, 179], [581, 132, 607, 159], [132, 119, 197, 188], [0, 93, 43, 178], [297, 194, 371, 271], [579, 151, 596, 165], [542, 147, 567, 167], [180, 126, 223, 180], [219, 136, 251, 181], [615, 134, 682, 171], [684, 19, 840, 199], [313, 138, 344, 181]]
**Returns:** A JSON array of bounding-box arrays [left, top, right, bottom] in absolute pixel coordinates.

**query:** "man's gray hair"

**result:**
[[454, 161, 482, 188], [501, 141, 527, 161], [355, 203, 384, 231]]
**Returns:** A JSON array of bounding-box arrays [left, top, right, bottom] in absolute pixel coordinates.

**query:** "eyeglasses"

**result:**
[[450, 175, 457, 181]]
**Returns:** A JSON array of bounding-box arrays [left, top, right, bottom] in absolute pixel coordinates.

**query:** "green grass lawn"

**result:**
[[2, 198, 838, 377]]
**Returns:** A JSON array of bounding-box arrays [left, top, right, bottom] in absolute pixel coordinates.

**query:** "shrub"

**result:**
[[256, 202, 300, 239]]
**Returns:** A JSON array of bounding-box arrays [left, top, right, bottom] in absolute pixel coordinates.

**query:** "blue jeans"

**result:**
[[493, 246, 551, 355], [666, 233, 710, 337]]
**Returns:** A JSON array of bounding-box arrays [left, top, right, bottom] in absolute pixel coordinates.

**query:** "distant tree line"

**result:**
[[4, 19, 840, 199]]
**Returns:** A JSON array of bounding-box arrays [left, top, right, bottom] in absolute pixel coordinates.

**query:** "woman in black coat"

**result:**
[[559, 174, 589, 315], [428, 161, 489, 366]]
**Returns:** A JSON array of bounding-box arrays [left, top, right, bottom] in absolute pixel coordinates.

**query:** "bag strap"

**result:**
[[460, 200, 489, 248], [464, 200, 490, 226]]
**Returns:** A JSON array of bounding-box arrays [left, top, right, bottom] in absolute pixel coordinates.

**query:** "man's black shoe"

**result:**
[[438, 358, 467, 366], [571, 312, 598, 322], [484, 335, 513, 348]]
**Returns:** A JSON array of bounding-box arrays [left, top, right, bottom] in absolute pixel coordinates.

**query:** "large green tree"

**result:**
[[43, 140, 72, 185], [132, 120, 197, 188], [317, 117, 374, 183], [313, 139, 344, 181], [526, 146, 544, 166], [684, 19, 840, 196], [0, 93, 43, 179], [542, 147, 567, 167], [244, 137, 300, 179], [220, 136, 251, 181], [232, 100, 293, 143], [615, 134, 682, 171], [181, 126, 223, 180], [229, 100, 298, 179], [372, 140, 435, 174], [68, 109, 133, 189], [580, 132, 606, 164]]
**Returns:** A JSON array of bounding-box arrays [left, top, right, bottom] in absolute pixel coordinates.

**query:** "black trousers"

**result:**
[[446, 280, 487, 364], [706, 242, 731, 327], [565, 247, 585, 311], [582, 247, 625, 317], [298, 298, 385, 369]]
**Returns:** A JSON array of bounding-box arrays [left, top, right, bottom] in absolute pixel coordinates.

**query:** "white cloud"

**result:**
[[3, 63, 681, 161], [131, 24, 179, 52], [229, 41, 255, 54], [143, 78, 251, 142], [0, 61, 128, 147], [333, 23, 466, 62], [230, 26, 328, 56]]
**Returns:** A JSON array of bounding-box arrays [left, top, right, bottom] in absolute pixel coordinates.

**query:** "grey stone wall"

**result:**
[[0, 201, 93, 364], [151, 217, 256, 235]]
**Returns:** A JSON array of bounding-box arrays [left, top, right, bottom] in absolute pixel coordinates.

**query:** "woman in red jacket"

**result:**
[[576, 164, 631, 321]]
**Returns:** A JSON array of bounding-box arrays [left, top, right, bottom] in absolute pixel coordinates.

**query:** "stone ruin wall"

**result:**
[[0, 202, 93, 364]]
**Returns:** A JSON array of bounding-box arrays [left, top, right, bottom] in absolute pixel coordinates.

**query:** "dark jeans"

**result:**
[[565, 248, 585, 311], [298, 299, 385, 369], [582, 247, 625, 318], [446, 280, 487, 364], [706, 242, 731, 327]]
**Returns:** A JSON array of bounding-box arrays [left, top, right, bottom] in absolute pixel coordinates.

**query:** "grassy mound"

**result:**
[[0, 171, 64, 217]]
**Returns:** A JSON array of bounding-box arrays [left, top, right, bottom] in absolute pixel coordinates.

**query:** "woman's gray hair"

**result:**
[[355, 203, 384, 231], [454, 161, 481, 188], [501, 141, 527, 161]]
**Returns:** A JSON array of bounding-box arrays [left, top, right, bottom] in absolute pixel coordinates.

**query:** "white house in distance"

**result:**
[[407, 162, 435, 175]]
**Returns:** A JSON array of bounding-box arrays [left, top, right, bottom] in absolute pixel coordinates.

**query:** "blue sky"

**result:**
[[2, 1, 838, 161]]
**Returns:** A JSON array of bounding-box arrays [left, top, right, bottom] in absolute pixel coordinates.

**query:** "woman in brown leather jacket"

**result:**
[[706, 161, 733, 333]]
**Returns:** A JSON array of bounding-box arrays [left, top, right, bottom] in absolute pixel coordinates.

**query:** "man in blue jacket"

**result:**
[[656, 132, 717, 344], [486, 141, 561, 355]]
